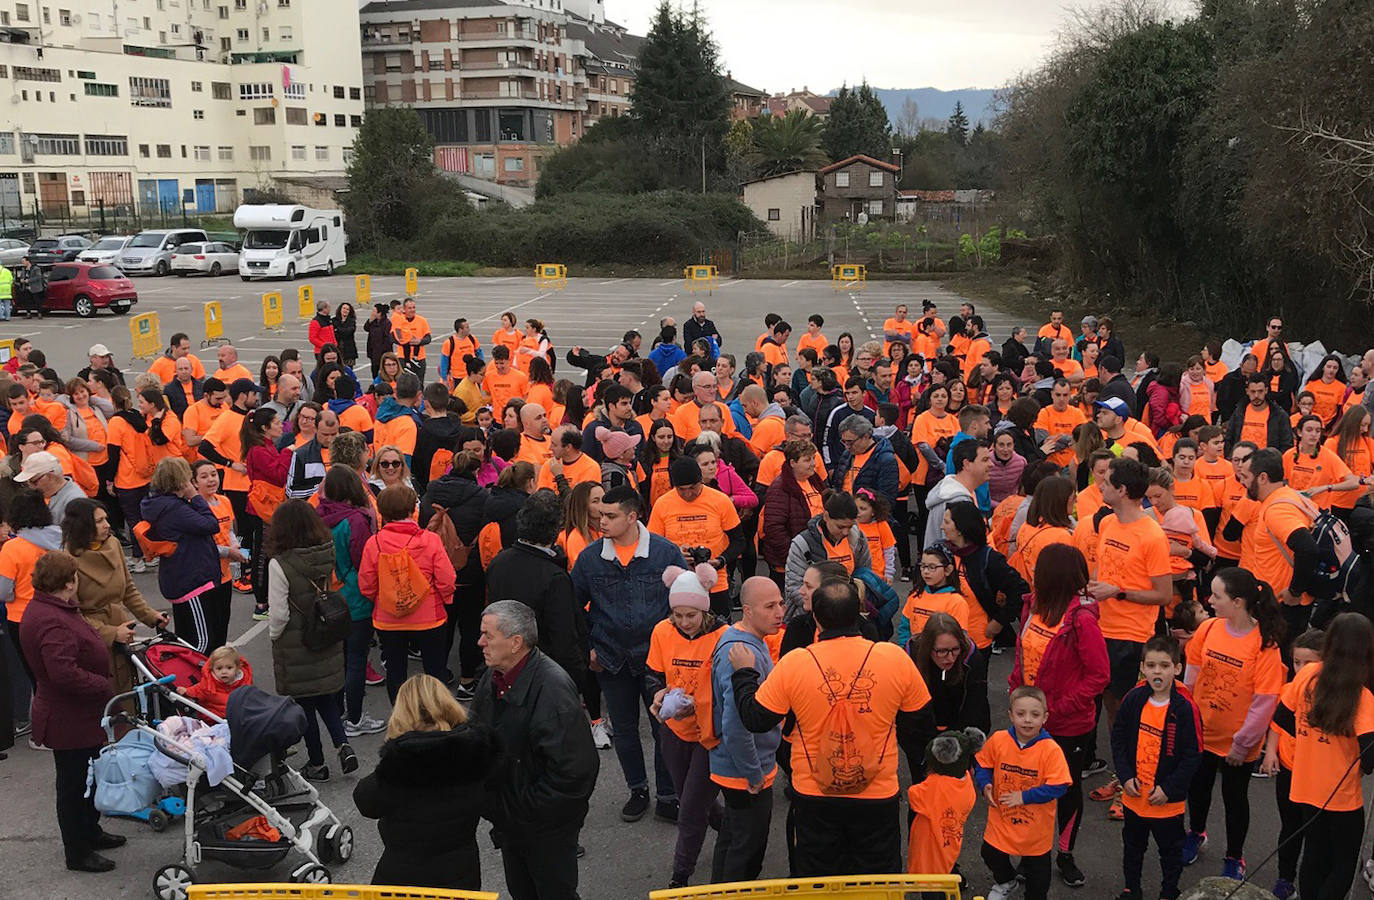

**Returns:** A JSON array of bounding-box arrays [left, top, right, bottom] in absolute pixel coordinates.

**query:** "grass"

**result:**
[[339, 256, 483, 277]]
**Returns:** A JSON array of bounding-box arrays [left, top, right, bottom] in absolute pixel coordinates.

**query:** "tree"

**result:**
[[343, 106, 468, 250], [748, 110, 829, 178], [822, 81, 892, 161], [946, 101, 970, 146], [895, 98, 922, 138]]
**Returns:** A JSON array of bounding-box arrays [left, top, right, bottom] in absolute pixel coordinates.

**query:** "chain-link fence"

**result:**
[[0, 200, 235, 241]]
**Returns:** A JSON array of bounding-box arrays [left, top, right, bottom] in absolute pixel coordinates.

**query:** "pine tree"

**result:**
[[821, 81, 892, 161], [946, 101, 970, 146]]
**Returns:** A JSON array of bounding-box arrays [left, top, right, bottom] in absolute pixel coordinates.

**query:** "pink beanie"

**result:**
[[661, 564, 716, 612]]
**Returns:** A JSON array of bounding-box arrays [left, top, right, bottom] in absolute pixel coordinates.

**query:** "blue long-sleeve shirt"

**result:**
[[974, 727, 1071, 805]]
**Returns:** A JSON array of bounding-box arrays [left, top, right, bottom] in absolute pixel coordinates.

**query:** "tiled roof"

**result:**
[[818, 154, 900, 175]]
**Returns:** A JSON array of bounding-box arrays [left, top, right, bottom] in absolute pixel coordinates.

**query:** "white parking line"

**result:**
[[469, 292, 553, 325], [230, 619, 269, 647]]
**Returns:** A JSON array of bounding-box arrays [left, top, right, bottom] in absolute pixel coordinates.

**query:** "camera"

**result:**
[[685, 546, 714, 566]]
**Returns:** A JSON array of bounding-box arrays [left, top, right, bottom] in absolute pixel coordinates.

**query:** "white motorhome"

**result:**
[[234, 204, 346, 281]]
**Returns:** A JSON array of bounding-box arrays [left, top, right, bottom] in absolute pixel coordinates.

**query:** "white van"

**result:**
[[234, 205, 346, 281]]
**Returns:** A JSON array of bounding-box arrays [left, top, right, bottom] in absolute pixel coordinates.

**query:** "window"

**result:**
[[218, 5, 227, 18], [261, 27, 269, 41], [253, 106, 275, 125], [0, 133, 12, 154], [138, 143, 149, 157], [191, 81, 202, 92], [349, 87, 360, 100], [170, 22, 180, 36], [290, 145, 305, 160], [220, 37, 231, 50], [83, 82, 117, 97], [767, 208, 780, 221], [15, 66, 61, 82], [129, 76, 172, 108], [235, 28, 248, 41], [503, 157, 524, 172], [58, 8, 70, 26], [834, 171, 850, 187], [24, 132, 80, 154], [278, 0, 289, 5], [15, 4, 29, 22], [156, 144, 172, 157], [88, 12, 99, 30], [279, 25, 291, 41], [0, 11, 7, 24], [349, 114, 362, 127], [212, 82, 231, 100], [70, 190, 84, 205], [193, 145, 210, 160], [314, 145, 328, 160], [285, 106, 306, 125], [193, 109, 204, 120], [342, 147, 354, 164], [84, 134, 128, 155], [868, 171, 884, 187], [283, 81, 304, 100], [235, 0, 245, 7], [334, 114, 345, 126], [333, 85, 344, 99], [239, 82, 272, 100], [21, 173, 33, 193], [867, 200, 884, 216], [249, 145, 271, 161], [42, 7, 49, 23], [313, 112, 326, 126], [218, 145, 233, 160]]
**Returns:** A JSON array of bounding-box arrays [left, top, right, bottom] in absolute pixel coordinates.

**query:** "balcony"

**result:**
[[361, 33, 414, 49], [461, 89, 540, 100]]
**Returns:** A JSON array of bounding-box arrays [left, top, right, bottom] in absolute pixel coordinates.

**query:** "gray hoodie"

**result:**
[[710, 626, 782, 788], [923, 475, 976, 550], [0, 524, 64, 606]]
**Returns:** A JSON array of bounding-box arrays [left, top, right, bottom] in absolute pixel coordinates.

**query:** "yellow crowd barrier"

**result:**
[[0, 338, 16, 367], [202, 301, 226, 347], [189, 886, 497, 900], [405, 266, 419, 296], [831, 263, 867, 292], [262, 291, 285, 332], [298, 283, 315, 319], [651, 875, 964, 900], [355, 274, 371, 306], [129, 311, 162, 360], [684, 264, 719, 294], [535, 263, 567, 291]]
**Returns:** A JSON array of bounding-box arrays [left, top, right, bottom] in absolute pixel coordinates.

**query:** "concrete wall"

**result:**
[[743, 172, 817, 240]]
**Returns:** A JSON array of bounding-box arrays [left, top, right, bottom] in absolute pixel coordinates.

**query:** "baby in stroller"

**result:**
[[176, 646, 253, 720]]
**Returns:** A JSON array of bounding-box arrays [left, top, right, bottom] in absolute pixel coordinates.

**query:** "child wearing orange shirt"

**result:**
[[897, 545, 971, 647], [1260, 628, 1323, 900], [854, 490, 895, 581], [907, 728, 980, 877], [975, 686, 1072, 900], [1109, 636, 1202, 900]]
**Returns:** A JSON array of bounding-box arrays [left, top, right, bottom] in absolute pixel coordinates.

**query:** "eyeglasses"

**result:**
[[379, 460, 402, 469], [932, 646, 961, 657], [20, 437, 44, 447], [918, 562, 947, 571]]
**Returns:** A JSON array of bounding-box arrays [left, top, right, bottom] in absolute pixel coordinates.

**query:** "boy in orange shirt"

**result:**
[[975, 686, 1072, 900], [1110, 635, 1203, 900], [908, 728, 980, 878]]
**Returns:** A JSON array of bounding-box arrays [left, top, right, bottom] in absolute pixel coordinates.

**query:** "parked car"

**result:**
[[171, 242, 239, 277], [41, 263, 138, 317], [0, 238, 30, 266], [119, 228, 208, 276], [78, 235, 134, 265], [27, 235, 92, 266]]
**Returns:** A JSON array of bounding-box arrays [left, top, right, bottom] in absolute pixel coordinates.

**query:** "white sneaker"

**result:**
[[591, 718, 612, 750], [129, 558, 146, 574], [28, 738, 49, 752], [988, 881, 1019, 900], [144, 557, 159, 569], [344, 715, 387, 737]]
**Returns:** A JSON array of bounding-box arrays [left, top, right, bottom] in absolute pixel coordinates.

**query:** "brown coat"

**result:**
[[75, 536, 164, 693]]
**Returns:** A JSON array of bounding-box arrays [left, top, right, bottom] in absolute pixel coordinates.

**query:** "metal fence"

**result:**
[[0, 199, 233, 241]]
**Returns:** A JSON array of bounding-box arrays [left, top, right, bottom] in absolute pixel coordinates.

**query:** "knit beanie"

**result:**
[[661, 564, 716, 611]]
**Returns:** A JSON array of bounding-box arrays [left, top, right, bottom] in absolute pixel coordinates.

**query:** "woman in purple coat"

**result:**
[[20, 550, 122, 873]]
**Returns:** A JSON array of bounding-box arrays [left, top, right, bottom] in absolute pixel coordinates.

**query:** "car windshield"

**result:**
[[89, 266, 124, 280], [93, 238, 126, 250], [128, 233, 167, 249], [31, 239, 58, 250], [178, 243, 204, 254], [243, 230, 290, 250]]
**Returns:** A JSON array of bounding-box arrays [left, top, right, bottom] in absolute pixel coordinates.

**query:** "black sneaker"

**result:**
[[1082, 757, 1109, 778], [66, 852, 116, 873], [338, 743, 358, 775], [1058, 853, 1086, 888], [95, 831, 127, 850], [302, 763, 330, 783], [621, 788, 650, 822], [453, 681, 476, 701], [655, 797, 680, 823]]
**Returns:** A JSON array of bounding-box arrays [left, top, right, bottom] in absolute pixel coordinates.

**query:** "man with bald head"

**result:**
[[213, 343, 252, 383], [739, 383, 786, 457], [671, 371, 738, 441], [515, 402, 552, 469], [709, 576, 785, 882], [538, 424, 600, 492], [163, 353, 205, 418], [683, 300, 722, 355], [263, 372, 302, 426]]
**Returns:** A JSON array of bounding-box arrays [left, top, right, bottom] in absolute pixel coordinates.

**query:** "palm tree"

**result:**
[[748, 110, 829, 178]]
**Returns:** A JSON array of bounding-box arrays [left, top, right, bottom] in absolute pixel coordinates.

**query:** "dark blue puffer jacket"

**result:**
[[140, 492, 223, 599]]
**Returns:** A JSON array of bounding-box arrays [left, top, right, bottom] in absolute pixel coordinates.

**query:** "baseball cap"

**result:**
[[88, 343, 111, 357], [1094, 397, 1130, 418], [14, 450, 63, 483], [229, 378, 260, 400], [599, 430, 641, 459], [669, 456, 702, 488]]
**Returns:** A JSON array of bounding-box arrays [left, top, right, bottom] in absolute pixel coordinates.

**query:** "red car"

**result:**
[[41, 262, 138, 317]]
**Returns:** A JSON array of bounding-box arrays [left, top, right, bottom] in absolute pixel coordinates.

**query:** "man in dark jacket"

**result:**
[[411, 381, 464, 495], [566, 342, 631, 388], [473, 599, 598, 900], [1224, 373, 1294, 453], [1217, 354, 1258, 425], [683, 300, 722, 353], [1098, 355, 1137, 417], [162, 355, 205, 419], [829, 415, 899, 505], [420, 442, 489, 693], [820, 377, 875, 466], [485, 489, 587, 685]]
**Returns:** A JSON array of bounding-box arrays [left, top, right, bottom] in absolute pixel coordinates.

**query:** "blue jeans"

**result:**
[[597, 666, 675, 799], [0, 296, 10, 320], [340, 618, 373, 723]]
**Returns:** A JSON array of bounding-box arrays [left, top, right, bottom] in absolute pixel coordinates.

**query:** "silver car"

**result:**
[[171, 241, 240, 277], [0, 238, 30, 266], [119, 228, 208, 276], [79, 235, 133, 265]]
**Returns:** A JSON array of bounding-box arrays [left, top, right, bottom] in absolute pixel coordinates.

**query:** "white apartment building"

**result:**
[[0, 0, 364, 227]]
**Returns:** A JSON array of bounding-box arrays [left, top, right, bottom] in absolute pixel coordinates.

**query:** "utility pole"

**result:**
[[701, 136, 706, 194]]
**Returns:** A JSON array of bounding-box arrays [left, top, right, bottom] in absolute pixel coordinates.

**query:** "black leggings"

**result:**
[[1275, 767, 1303, 883], [443, 581, 485, 681], [983, 843, 1050, 900], [1296, 804, 1364, 900], [582, 668, 602, 721], [1053, 731, 1094, 854], [1187, 751, 1251, 858], [893, 499, 913, 572]]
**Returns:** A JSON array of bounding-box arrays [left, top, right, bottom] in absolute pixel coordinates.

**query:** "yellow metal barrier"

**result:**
[[683, 264, 719, 294], [0, 338, 16, 367], [405, 266, 419, 296], [129, 311, 162, 360], [831, 263, 868, 292], [189, 885, 497, 900], [202, 301, 226, 347], [534, 263, 567, 291], [355, 274, 371, 306], [262, 291, 285, 332], [650, 875, 963, 900], [298, 283, 315, 319]]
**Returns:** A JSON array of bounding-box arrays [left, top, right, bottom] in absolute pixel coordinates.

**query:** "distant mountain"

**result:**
[[826, 87, 999, 128]]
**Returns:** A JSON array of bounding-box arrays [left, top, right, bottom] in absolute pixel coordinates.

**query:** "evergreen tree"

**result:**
[[946, 101, 970, 146], [749, 110, 829, 178], [821, 81, 893, 161]]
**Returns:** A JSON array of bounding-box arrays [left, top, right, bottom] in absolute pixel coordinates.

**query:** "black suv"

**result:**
[[27, 235, 92, 266]]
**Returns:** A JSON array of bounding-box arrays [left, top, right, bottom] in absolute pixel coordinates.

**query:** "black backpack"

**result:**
[[282, 557, 350, 651]]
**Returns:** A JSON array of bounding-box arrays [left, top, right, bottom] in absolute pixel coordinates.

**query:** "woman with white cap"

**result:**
[[648, 563, 727, 890]]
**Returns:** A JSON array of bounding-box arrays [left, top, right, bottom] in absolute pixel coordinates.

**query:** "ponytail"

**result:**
[[1215, 566, 1286, 649]]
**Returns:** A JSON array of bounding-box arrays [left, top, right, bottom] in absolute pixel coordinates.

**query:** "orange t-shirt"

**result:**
[[147, 410, 186, 467], [1282, 662, 1374, 811], [1325, 435, 1374, 509], [753, 636, 930, 799], [212, 364, 253, 384], [907, 772, 976, 875], [1186, 617, 1284, 759], [1195, 457, 1234, 497], [1172, 475, 1217, 514], [842, 448, 873, 494], [749, 415, 786, 458], [976, 729, 1072, 856], [537, 452, 601, 492], [514, 434, 553, 471], [647, 487, 741, 592], [1183, 379, 1213, 418], [1075, 482, 1105, 528], [1014, 523, 1074, 583], [797, 332, 828, 359], [910, 410, 959, 483], [902, 588, 971, 638], [1035, 405, 1086, 468], [373, 411, 417, 459], [1018, 614, 1062, 686], [1284, 446, 1353, 511], [482, 367, 530, 415], [1051, 358, 1083, 381], [1214, 478, 1252, 561], [1037, 323, 1073, 344], [1095, 513, 1171, 642], [390, 312, 432, 360], [1241, 404, 1272, 448], [204, 491, 236, 583], [1305, 378, 1346, 425], [670, 400, 738, 442], [148, 353, 206, 383], [105, 413, 154, 489], [0, 534, 48, 623], [182, 398, 224, 464], [201, 407, 249, 491], [75, 405, 109, 467], [761, 340, 789, 369], [1205, 360, 1228, 384], [1249, 487, 1315, 600], [646, 620, 724, 746], [491, 328, 522, 359], [440, 334, 480, 386], [525, 382, 554, 414], [756, 448, 827, 487], [882, 319, 914, 358], [1121, 696, 1186, 819], [858, 520, 895, 571]]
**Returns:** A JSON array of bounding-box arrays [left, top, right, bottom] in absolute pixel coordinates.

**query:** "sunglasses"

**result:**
[[379, 460, 402, 469]]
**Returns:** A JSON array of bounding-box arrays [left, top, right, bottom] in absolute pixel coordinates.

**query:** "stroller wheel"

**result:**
[[321, 825, 353, 863], [290, 862, 331, 884], [147, 809, 169, 832], [152, 862, 196, 900]]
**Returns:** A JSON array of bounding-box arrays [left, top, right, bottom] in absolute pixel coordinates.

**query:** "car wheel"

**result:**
[[210, 262, 221, 276], [73, 295, 95, 318], [325, 259, 335, 275], [155, 259, 169, 276], [286, 263, 296, 280]]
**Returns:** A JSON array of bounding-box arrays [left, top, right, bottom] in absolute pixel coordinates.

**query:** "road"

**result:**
[[0, 273, 1310, 899]]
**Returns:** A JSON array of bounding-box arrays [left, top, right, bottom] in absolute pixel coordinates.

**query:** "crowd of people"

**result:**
[[5, 294, 1374, 900]]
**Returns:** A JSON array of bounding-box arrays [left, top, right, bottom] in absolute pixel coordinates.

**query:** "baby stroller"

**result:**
[[101, 677, 353, 900]]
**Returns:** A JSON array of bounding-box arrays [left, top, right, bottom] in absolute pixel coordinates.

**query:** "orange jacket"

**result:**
[[180, 655, 254, 720], [357, 520, 457, 631]]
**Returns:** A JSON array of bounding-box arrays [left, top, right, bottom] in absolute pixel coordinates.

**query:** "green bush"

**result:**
[[339, 257, 482, 277]]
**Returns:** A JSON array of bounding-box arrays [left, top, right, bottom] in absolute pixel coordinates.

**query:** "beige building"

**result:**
[[0, 0, 364, 226], [742, 170, 817, 241]]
